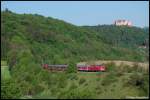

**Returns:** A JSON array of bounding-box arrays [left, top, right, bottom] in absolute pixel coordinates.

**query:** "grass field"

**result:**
[[1, 61, 11, 80]]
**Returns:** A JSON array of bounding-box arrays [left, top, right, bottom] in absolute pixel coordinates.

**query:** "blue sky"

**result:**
[[1, 1, 149, 27]]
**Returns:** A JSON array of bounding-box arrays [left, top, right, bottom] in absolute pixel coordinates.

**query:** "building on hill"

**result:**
[[114, 20, 132, 26]]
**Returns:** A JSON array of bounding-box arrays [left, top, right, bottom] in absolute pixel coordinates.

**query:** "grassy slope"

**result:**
[[77, 72, 140, 99], [22, 72, 142, 99], [1, 61, 11, 80]]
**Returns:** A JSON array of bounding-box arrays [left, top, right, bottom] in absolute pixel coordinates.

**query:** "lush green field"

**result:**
[[1, 61, 11, 80]]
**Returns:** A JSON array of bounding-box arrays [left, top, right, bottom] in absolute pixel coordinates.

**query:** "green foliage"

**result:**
[[59, 83, 94, 99], [1, 60, 7, 66], [101, 72, 117, 86], [95, 85, 103, 94], [124, 72, 149, 95], [69, 82, 78, 90], [1, 79, 22, 99], [84, 25, 148, 48], [67, 62, 77, 73], [67, 73, 78, 80], [65, 88, 94, 99], [1, 65, 11, 80], [1, 10, 149, 99], [1, 11, 148, 68], [57, 74, 67, 88], [79, 78, 86, 85], [105, 62, 117, 72]]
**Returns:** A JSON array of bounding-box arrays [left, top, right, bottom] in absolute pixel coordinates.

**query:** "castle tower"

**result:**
[[114, 20, 132, 26]]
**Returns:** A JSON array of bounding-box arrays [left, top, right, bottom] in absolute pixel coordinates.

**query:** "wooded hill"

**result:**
[[1, 10, 149, 68], [1, 10, 149, 99]]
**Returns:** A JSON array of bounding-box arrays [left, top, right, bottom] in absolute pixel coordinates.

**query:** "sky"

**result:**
[[1, 1, 149, 27]]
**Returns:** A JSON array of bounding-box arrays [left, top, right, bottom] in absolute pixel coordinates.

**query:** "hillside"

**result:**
[[1, 10, 149, 99], [82, 25, 149, 48], [1, 10, 149, 66]]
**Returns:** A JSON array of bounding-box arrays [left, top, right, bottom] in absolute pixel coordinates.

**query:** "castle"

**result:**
[[114, 20, 132, 26]]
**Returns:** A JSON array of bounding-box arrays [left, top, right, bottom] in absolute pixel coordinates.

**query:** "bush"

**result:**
[[17, 80, 32, 95], [64, 88, 94, 99], [67, 74, 78, 80], [96, 78, 101, 81], [1, 79, 22, 99], [131, 63, 146, 73], [126, 72, 144, 86], [32, 83, 45, 95], [101, 72, 117, 86], [66, 62, 77, 73], [124, 72, 149, 95], [105, 62, 117, 72], [95, 85, 103, 94], [50, 86, 58, 95], [57, 74, 67, 88], [122, 65, 133, 73], [84, 83, 88, 86], [142, 75, 149, 96], [79, 78, 86, 85], [69, 82, 78, 90]]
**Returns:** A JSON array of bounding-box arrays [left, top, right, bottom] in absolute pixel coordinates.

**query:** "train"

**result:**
[[42, 64, 106, 72], [77, 65, 106, 72], [43, 64, 68, 71]]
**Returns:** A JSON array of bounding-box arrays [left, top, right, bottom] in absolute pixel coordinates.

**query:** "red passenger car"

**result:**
[[42, 64, 68, 71]]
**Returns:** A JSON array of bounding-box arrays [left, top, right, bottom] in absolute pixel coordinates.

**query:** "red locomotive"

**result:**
[[77, 64, 106, 72]]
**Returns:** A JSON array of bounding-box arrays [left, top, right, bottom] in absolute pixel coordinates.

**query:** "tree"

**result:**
[[66, 61, 77, 73]]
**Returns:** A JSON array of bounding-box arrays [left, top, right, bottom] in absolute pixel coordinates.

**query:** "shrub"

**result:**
[[126, 72, 144, 86], [105, 62, 117, 72], [64, 88, 94, 99], [101, 72, 117, 86], [1, 79, 22, 99], [131, 63, 145, 73], [18, 80, 33, 95], [84, 83, 88, 86], [79, 78, 86, 85], [96, 77, 101, 81], [124, 72, 149, 96], [123, 65, 133, 73], [95, 85, 103, 94], [110, 88, 114, 92], [32, 83, 45, 95], [50, 86, 58, 95], [66, 61, 77, 73], [67, 74, 78, 80], [57, 75, 67, 88], [69, 82, 78, 90]]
